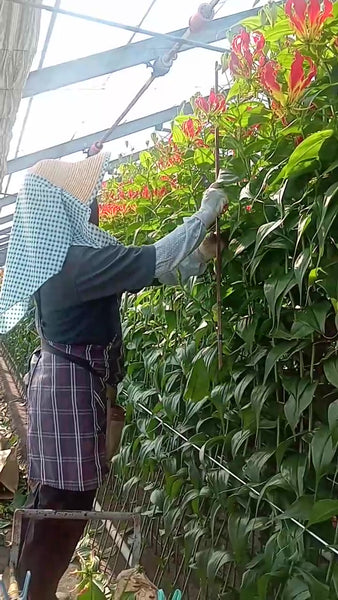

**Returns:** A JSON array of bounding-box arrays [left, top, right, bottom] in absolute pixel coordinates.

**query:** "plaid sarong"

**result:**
[[27, 342, 122, 491]]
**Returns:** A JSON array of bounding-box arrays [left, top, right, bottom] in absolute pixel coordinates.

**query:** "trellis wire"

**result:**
[[134, 401, 338, 557], [9, 0, 227, 53], [89, 396, 338, 595], [1, 333, 337, 562]]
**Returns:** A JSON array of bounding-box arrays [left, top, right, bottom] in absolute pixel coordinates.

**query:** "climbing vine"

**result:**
[[2, 1, 338, 597], [100, 2, 338, 597]]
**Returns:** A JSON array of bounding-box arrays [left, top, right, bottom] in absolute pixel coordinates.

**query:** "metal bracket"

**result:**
[[9, 508, 142, 597]]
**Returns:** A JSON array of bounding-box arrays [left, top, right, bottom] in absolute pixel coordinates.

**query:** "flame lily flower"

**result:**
[[99, 202, 136, 219], [285, 0, 333, 41], [181, 118, 203, 139], [195, 90, 226, 114], [261, 52, 316, 108], [260, 61, 286, 105], [229, 30, 265, 79], [288, 51, 317, 103]]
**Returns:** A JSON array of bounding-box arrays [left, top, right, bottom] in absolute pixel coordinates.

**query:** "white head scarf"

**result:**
[[0, 152, 119, 333]]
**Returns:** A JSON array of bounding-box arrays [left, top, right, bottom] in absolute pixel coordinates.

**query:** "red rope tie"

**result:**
[[86, 141, 103, 157], [189, 3, 215, 33]]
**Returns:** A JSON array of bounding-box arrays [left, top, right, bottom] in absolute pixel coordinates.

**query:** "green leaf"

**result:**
[[184, 358, 210, 402], [251, 384, 274, 427], [0, 520, 11, 529], [171, 124, 187, 145], [228, 513, 249, 565], [206, 550, 233, 583], [308, 268, 319, 286], [226, 78, 248, 101], [165, 309, 176, 333], [324, 356, 338, 388], [234, 372, 256, 405], [281, 454, 307, 497], [283, 495, 314, 521], [231, 229, 256, 257], [276, 437, 293, 469], [78, 581, 106, 600], [236, 317, 258, 348], [217, 169, 241, 185], [291, 302, 330, 338], [184, 525, 208, 565], [316, 181, 338, 255], [311, 426, 336, 488], [328, 399, 338, 446], [296, 570, 330, 598], [139, 151, 152, 168], [194, 548, 232, 587], [257, 573, 270, 600], [317, 199, 338, 257], [283, 576, 310, 600], [308, 499, 338, 526], [264, 272, 295, 326], [194, 147, 214, 167], [279, 130, 334, 180], [296, 214, 312, 248], [282, 377, 317, 433], [245, 449, 274, 483], [231, 429, 251, 457], [263, 18, 293, 41], [253, 219, 283, 258], [239, 14, 262, 29], [208, 470, 230, 497], [294, 248, 312, 298], [264, 342, 295, 382], [332, 563, 338, 598]]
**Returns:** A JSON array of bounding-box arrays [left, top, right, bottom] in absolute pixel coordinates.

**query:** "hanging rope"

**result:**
[[85, 0, 223, 156], [127, 0, 159, 44]]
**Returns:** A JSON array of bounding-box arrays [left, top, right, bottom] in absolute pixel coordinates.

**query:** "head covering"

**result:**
[[0, 152, 118, 333]]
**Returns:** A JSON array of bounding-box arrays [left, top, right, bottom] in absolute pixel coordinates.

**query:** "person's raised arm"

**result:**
[[75, 185, 228, 300]]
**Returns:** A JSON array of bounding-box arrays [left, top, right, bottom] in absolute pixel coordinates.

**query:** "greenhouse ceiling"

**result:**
[[0, 0, 266, 265]]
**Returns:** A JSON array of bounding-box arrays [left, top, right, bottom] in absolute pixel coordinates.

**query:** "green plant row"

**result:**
[[2, 2, 338, 597]]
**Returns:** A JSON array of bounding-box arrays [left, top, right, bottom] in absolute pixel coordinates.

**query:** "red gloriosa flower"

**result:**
[[285, 0, 333, 41], [260, 60, 285, 105], [99, 202, 136, 219], [229, 30, 265, 79], [288, 51, 317, 103], [195, 90, 226, 114], [261, 51, 316, 108], [181, 118, 203, 139]]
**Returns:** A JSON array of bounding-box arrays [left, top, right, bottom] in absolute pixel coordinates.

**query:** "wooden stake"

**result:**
[[214, 62, 223, 370]]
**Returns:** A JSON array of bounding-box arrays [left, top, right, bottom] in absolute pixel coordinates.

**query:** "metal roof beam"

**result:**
[[0, 195, 17, 209], [23, 9, 257, 98], [0, 214, 14, 226], [108, 149, 145, 173], [0, 250, 7, 266], [0, 228, 12, 238], [7, 103, 191, 174]]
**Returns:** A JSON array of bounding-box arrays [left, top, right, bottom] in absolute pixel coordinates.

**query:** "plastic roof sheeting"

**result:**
[[0, 0, 40, 188], [0, 0, 267, 231]]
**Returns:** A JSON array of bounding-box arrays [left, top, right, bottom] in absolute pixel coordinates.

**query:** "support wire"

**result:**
[[8, 0, 227, 53], [136, 401, 338, 557]]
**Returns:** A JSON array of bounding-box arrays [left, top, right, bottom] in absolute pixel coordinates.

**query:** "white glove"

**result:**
[[196, 186, 228, 228], [197, 232, 227, 262]]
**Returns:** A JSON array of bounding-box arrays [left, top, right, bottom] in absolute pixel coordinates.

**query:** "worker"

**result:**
[[0, 152, 227, 600]]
